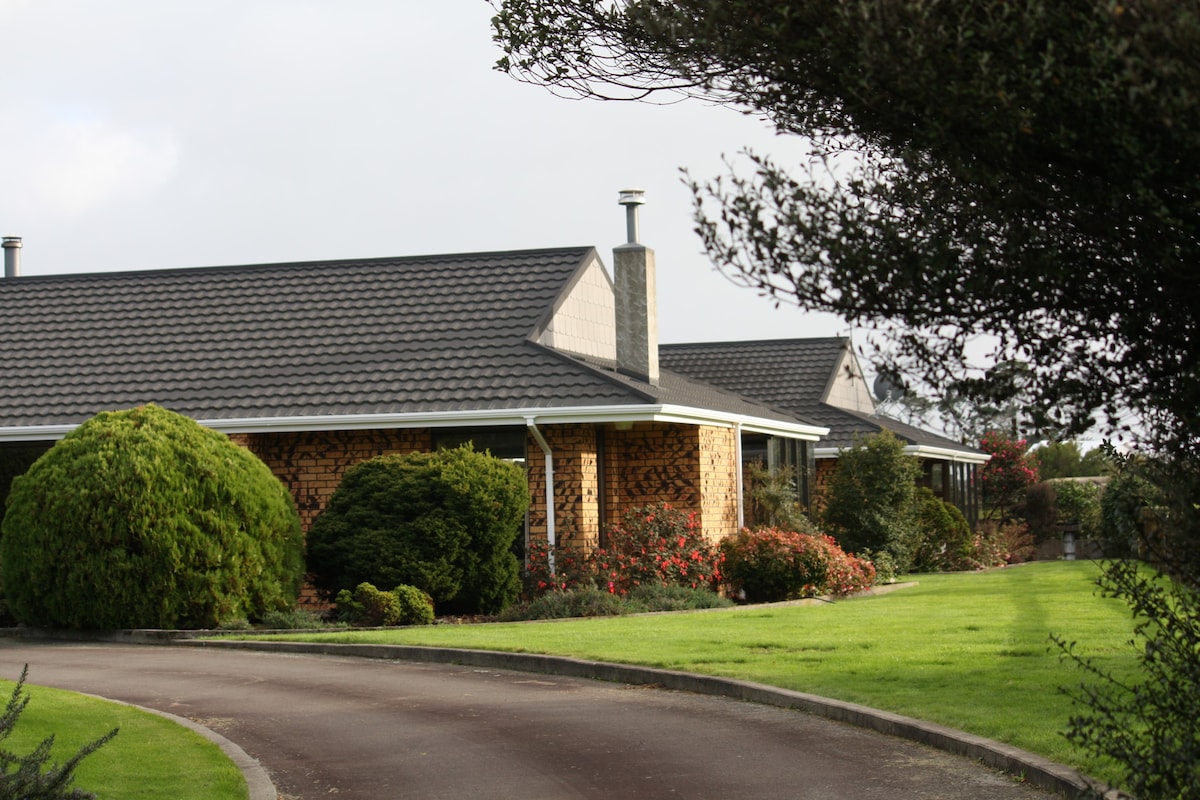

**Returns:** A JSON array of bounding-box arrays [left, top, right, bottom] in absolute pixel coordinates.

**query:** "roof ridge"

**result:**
[[0, 246, 596, 284]]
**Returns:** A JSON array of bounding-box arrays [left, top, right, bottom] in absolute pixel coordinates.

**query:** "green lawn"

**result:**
[[241, 561, 1139, 784], [1, 680, 248, 800]]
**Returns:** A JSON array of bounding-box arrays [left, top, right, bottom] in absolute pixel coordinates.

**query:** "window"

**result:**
[[741, 433, 814, 510], [431, 427, 527, 464]]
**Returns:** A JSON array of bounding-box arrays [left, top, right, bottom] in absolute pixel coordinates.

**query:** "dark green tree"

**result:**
[[0, 405, 304, 630], [491, 8, 1200, 794], [492, 0, 1200, 443], [820, 430, 920, 570], [1035, 441, 1109, 480], [306, 446, 529, 615]]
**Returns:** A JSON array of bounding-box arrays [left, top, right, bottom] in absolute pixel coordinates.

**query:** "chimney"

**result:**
[[613, 189, 659, 385], [2, 236, 20, 278]]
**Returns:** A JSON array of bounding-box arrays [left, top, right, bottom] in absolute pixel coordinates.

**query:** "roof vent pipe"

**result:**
[[618, 188, 645, 244], [2, 236, 21, 278]]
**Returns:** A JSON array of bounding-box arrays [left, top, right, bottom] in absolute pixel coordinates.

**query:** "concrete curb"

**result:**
[[177, 638, 1113, 798], [6, 629, 277, 800], [78, 695, 277, 800]]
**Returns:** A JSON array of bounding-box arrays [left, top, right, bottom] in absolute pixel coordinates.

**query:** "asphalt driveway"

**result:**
[[0, 641, 1059, 800]]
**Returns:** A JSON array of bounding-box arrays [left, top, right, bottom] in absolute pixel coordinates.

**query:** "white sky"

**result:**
[[0, 1, 851, 345]]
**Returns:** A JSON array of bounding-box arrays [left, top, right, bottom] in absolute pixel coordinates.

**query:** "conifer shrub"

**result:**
[[910, 488, 977, 572], [307, 446, 529, 614], [0, 405, 303, 630], [820, 430, 921, 571]]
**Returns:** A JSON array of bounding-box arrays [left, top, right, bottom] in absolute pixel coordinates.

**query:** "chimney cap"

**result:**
[[618, 188, 646, 206], [2, 236, 21, 247]]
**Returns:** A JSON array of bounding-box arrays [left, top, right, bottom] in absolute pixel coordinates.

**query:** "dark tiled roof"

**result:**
[[0, 248, 641, 427], [558, 349, 820, 427], [661, 339, 980, 456], [0, 248, 821, 432]]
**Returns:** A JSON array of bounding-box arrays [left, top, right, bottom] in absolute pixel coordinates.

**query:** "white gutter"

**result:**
[[525, 417, 555, 576], [734, 421, 744, 530], [814, 444, 990, 465], [0, 404, 828, 443]]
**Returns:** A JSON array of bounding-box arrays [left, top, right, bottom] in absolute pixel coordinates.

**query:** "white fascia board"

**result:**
[[815, 444, 990, 464], [0, 404, 828, 443], [0, 425, 77, 442]]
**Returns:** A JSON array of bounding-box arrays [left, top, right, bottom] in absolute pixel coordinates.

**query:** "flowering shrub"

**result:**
[[721, 527, 875, 602], [521, 504, 724, 599], [979, 430, 1039, 517], [592, 504, 724, 595], [521, 535, 588, 598], [973, 520, 1036, 566]]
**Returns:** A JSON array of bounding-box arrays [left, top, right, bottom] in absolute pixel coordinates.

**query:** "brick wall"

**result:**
[[697, 425, 739, 540], [238, 421, 740, 560], [601, 422, 738, 545], [525, 425, 600, 551], [811, 458, 838, 515], [236, 429, 431, 532]]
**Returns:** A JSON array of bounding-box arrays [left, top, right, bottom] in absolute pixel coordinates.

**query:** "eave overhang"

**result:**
[[814, 444, 990, 464], [0, 404, 828, 443]]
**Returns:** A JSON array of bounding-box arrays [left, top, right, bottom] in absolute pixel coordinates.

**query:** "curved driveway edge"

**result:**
[[86, 696, 277, 800], [178, 637, 1109, 799]]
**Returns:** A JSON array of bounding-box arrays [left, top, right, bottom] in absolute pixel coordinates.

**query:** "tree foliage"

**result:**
[[0, 405, 304, 630], [978, 430, 1039, 519], [492, 7, 1200, 793], [820, 430, 920, 569], [1034, 441, 1109, 480], [306, 446, 530, 615], [492, 0, 1200, 445], [1055, 561, 1200, 800]]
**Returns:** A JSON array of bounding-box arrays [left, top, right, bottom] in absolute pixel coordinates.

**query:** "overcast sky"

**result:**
[[0, 1, 853, 346]]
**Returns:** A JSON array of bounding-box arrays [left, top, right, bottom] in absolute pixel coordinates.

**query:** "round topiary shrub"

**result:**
[[0, 404, 304, 629], [306, 445, 529, 615]]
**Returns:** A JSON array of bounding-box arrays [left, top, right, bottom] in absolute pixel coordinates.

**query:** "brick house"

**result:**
[[0, 215, 826, 560], [660, 338, 988, 524]]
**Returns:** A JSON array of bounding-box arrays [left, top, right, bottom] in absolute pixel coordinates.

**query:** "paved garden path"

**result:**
[[0, 641, 1058, 800]]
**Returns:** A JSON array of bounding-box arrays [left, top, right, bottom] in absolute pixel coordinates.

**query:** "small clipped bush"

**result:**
[[0, 405, 303, 629], [258, 608, 335, 630], [334, 583, 434, 627], [721, 526, 875, 602], [499, 583, 732, 621], [307, 446, 529, 615], [624, 583, 732, 612], [498, 586, 628, 621]]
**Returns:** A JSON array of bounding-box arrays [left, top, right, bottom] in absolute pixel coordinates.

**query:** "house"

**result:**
[[0, 198, 827, 561], [660, 338, 988, 523]]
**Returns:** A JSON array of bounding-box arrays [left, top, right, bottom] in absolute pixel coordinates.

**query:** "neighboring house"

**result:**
[[660, 338, 989, 523], [0, 212, 827, 562]]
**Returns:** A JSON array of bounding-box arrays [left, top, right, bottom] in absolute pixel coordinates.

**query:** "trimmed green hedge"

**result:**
[[306, 445, 529, 614], [0, 405, 304, 629]]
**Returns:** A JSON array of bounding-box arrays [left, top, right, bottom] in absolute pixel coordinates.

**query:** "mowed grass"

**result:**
[[243, 561, 1139, 783], [0, 680, 248, 800]]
